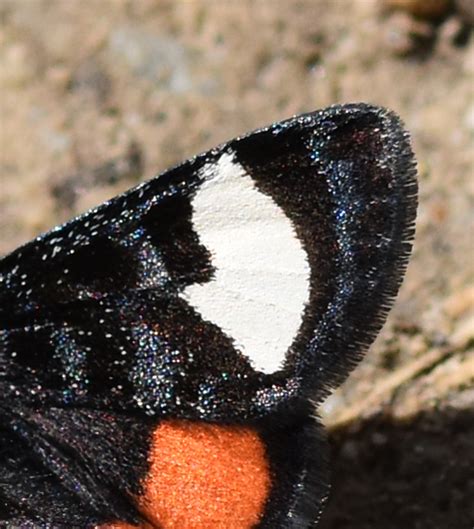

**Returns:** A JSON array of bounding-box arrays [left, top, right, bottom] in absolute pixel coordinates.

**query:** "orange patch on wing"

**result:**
[[144, 420, 271, 528], [99, 420, 271, 529]]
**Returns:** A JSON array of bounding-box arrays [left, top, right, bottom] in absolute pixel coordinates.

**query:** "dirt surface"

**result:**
[[1, 1, 473, 528]]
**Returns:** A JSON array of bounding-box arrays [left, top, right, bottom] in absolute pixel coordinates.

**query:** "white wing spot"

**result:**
[[181, 151, 310, 374]]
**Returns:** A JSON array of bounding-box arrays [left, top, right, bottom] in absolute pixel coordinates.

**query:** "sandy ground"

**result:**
[[0, 1, 473, 528]]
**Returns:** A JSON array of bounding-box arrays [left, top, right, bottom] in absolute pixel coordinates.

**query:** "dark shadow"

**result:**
[[318, 406, 473, 529]]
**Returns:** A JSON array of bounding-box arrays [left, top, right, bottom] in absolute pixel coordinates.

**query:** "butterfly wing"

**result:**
[[0, 103, 417, 528], [232, 104, 417, 400]]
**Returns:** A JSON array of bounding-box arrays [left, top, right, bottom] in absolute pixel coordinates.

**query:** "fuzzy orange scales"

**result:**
[[99, 420, 271, 529]]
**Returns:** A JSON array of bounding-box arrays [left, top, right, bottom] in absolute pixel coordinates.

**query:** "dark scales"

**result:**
[[0, 104, 417, 528]]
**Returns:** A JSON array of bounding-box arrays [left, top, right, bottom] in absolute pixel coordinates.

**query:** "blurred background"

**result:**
[[0, 1, 472, 527]]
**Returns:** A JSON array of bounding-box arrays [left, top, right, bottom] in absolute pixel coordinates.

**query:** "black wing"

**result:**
[[0, 103, 417, 528], [0, 103, 416, 421]]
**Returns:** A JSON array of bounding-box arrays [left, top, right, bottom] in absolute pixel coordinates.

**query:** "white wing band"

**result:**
[[181, 152, 310, 374]]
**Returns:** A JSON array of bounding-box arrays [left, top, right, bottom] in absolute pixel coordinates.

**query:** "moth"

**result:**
[[0, 103, 417, 528]]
